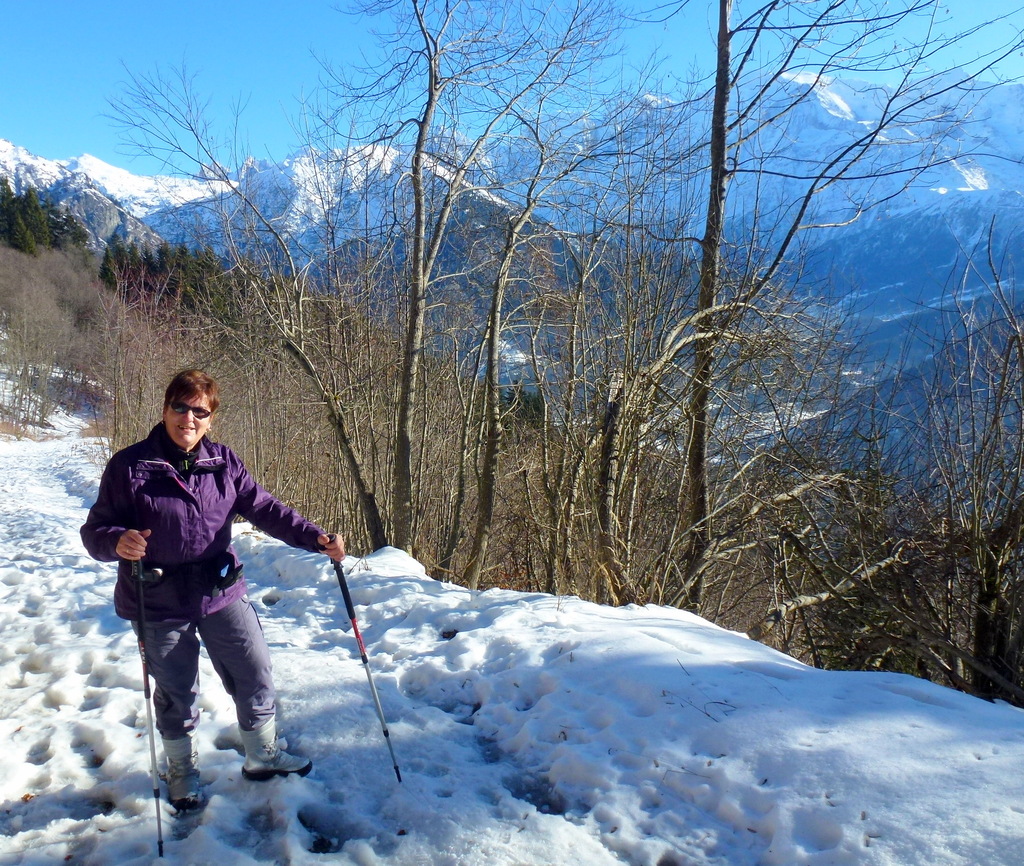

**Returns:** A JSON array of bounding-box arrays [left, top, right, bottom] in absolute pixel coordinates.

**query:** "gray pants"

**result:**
[[137, 598, 276, 738]]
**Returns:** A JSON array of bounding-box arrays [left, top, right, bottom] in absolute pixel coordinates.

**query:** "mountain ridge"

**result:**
[[1, 73, 1021, 353], [0, 140, 164, 252]]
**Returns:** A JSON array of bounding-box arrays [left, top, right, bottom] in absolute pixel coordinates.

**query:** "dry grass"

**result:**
[[0, 419, 33, 440], [79, 417, 109, 440]]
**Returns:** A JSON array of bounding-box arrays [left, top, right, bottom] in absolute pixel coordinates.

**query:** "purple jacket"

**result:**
[[81, 425, 325, 623]]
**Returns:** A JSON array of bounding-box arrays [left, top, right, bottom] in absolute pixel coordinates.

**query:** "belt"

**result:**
[[144, 553, 243, 592]]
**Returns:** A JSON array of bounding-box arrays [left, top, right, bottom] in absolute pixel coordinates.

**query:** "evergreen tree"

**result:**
[[49, 208, 90, 250], [0, 178, 15, 244], [99, 234, 126, 287], [0, 180, 89, 253], [502, 383, 545, 428], [96, 234, 231, 314], [18, 188, 51, 252], [10, 213, 37, 255], [156, 241, 173, 273]]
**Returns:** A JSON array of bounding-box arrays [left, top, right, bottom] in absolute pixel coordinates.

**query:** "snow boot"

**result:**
[[163, 733, 201, 811], [239, 718, 312, 781]]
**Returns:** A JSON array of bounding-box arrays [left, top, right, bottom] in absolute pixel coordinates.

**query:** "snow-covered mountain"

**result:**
[[769, 74, 1024, 354], [59, 153, 224, 221], [0, 141, 166, 252], [681, 72, 1024, 370], [2, 73, 1022, 361]]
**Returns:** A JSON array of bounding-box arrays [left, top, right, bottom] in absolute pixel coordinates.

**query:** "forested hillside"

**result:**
[[0, 178, 90, 255]]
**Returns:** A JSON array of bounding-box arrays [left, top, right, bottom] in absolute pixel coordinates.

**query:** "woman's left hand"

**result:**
[[318, 533, 346, 562]]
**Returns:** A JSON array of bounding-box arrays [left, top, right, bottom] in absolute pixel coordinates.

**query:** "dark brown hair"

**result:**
[[163, 369, 220, 414]]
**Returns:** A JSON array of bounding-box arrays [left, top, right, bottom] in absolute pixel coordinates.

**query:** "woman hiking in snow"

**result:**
[[80, 369, 346, 812]]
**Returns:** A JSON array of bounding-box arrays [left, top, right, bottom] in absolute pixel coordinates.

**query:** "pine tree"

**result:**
[[99, 234, 127, 287], [49, 208, 90, 250], [10, 213, 37, 255], [0, 177, 15, 244], [18, 188, 50, 253]]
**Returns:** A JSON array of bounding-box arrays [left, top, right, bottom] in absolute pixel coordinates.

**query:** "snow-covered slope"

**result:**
[[60, 153, 223, 219], [0, 140, 69, 191], [2, 416, 1024, 865]]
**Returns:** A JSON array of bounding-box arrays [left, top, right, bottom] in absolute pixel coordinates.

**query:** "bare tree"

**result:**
[[0, 248, 107, 431], [646, 0, 1024, 610], [110, 65, 392, 548], [318, 0, 627, 568], [109, 0, 635, 579], [740, 232, 1024, 705], [917, 284, 1024, 699]]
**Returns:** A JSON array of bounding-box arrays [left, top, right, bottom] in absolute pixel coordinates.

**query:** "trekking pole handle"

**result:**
[[321, 535, 357, 618], [334, 563, 358, 623]]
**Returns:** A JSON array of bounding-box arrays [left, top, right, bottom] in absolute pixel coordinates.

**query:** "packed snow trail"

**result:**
[[3, 418, 1024, 865]]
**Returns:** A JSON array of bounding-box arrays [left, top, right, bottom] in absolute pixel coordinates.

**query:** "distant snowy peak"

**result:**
[[0, 141, 225, 221], [772, 75, 1024, 195], [0, 139, 165, 251], [3, 73, 1024, 257], [0, 138, 69, 191], [60, 153, 224, 218]]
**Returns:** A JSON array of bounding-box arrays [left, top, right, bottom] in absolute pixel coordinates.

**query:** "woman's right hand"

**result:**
[[116, 528, 152, 561]]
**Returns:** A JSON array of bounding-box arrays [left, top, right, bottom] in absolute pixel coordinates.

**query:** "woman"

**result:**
[[80, 369, 346, 811]]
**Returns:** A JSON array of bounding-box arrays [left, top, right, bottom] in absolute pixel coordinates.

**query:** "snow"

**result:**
[[0, 140, 223, 222], [59, 154, 227, 219], [0, 140, 69, 192], [3, 414, 1024, 865]]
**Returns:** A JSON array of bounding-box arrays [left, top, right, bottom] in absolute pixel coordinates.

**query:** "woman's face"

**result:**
[[162, 394, 214, 451]]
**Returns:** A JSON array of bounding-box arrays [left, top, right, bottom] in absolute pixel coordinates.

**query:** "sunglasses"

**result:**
[[169, 401, 213, 420]]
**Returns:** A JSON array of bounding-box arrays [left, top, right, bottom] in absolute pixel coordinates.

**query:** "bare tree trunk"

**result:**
[[680, 0, 733, 609], [279, 328, 390, 550], [392, 20, 442, 552], [596, 376, 630, 604], [462, 291, 503, 590]]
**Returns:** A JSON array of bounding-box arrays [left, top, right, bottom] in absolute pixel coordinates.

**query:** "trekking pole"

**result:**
[[331, 558, 402, 783], [131, 559, 165, 858]]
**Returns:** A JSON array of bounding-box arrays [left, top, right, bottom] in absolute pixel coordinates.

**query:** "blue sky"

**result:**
[[2, 1, 1022, 177]]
